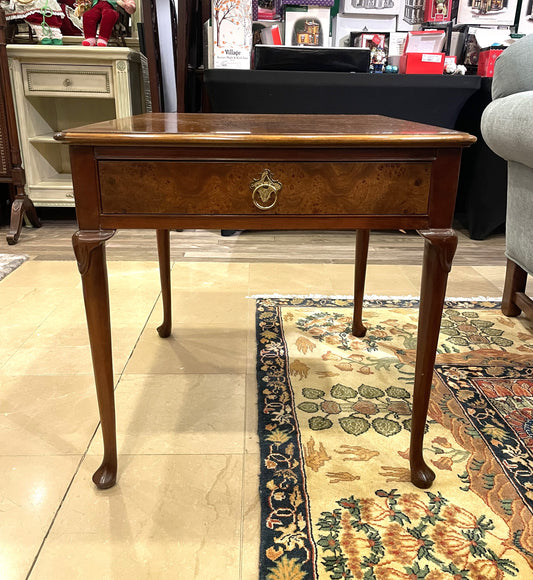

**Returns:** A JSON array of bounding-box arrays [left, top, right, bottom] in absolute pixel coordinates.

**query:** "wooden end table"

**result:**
[[55, 113, 476, 490]]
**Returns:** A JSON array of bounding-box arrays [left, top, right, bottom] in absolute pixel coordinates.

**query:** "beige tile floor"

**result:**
[[0, 230, 529, 579]]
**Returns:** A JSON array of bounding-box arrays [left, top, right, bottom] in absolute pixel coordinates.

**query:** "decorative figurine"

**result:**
[[444, 62, 466, 74], [370, 46, 386, 72], [80, 0, 134, 46], [435, 0, 448, 17], [1, 0, 82, 44]]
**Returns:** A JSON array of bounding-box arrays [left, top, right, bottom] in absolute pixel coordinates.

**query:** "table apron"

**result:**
[[97, 214, 432, 230]]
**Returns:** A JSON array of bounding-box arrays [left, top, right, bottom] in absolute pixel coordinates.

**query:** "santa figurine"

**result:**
[[79, 0, 135, 47]]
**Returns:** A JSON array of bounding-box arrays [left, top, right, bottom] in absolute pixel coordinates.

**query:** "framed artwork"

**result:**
[[284, 7, 331, 47], [456, 0, 519, 25], [331, 13, 396, 46]]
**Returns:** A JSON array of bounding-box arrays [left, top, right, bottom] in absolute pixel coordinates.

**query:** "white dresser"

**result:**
[[7, 45, 150, 207]]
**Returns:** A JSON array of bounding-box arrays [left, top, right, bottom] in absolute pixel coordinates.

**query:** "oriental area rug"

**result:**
[[255, 297, 533, 580], [0, 253, 27, 282]]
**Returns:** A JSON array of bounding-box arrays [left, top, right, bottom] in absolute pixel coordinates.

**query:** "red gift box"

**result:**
[[399, 30, 446, 74], [399, 52, 445, 74], [477, 47, 505, 77]]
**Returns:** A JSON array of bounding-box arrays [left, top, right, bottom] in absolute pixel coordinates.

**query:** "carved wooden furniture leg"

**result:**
[[73, 229, 118, 489], [7, 185, 42, 245], [156, 229, 172, 337], [502, 259, 528, 317], [410, 229, 457, 489], [352, 229, 369, 337], [1, 8, 41, 245]]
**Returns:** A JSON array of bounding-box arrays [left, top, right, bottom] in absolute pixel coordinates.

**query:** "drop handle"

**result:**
[[250, 169, 282, 210]]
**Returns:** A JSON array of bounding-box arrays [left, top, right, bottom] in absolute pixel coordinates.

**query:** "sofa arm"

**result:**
[[492, 35, 533, 100], [481, 91, 533, 171]]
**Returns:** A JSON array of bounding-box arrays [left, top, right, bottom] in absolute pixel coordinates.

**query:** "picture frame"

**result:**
[[456, 0, 519, 26]]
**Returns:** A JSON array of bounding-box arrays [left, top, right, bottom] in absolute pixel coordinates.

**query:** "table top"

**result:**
[[55, 113, 476, 149]]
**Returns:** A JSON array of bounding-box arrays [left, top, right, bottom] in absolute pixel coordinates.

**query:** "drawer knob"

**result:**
[[63, 78, 72, 87], [250, 169, 282, 210]]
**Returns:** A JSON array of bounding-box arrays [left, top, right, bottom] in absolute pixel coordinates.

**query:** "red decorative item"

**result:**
[[477, 47, 505, 77], [423, 0, 452, 22], [82, 0, 119, 45], [399, 31, 446, 74], [399, 52, 445, 74]]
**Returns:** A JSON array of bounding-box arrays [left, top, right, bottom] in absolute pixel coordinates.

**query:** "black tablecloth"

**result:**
[[204, 71, 505, 240]]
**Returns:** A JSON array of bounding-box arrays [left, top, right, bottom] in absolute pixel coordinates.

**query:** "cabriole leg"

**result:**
[[73, 229, 117, 489], [352, 229, 369, 337], [156, 229, 172, 338], [411, 228, 457, 489]]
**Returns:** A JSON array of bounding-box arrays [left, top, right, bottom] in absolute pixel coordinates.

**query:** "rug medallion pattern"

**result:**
[[256, 298, 533, 579]]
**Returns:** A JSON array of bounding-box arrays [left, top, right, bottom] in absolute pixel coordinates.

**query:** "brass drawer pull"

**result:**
[[250, 169, 282, 210], [63, 78, 72, 87]]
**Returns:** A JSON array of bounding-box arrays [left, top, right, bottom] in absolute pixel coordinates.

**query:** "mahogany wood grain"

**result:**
[[55, 113, 476, 148], [156, 229, 172, 337], [72, 229, 117, 489], [60, 113, 475, 491], [352, 229, 369, 338], [411, 229, 457, 488]]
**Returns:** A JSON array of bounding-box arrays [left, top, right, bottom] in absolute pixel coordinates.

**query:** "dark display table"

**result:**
[[204, 71, 506, 240]]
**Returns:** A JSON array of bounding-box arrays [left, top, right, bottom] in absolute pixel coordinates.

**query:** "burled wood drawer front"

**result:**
[[99, 161, 431, 215], [22, 64, 113, 97]]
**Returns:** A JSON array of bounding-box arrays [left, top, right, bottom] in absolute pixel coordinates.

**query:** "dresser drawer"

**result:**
[[22, 64, 113, 98], [98, 160, 431, 216]]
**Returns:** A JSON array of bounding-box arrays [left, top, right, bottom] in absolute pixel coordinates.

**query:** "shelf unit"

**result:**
[[7, 45, 149, 207]]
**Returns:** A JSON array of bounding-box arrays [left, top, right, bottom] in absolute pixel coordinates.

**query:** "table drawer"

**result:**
[[22, 64, 113, 97], [99, 161, 431, 215]]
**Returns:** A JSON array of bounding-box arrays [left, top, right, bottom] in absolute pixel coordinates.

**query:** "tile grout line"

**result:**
[[239, 280, 253, 580], [25, 283, 167, 579]]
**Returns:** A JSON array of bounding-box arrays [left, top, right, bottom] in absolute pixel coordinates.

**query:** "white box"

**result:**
[[341, 0, 400, 16], [456, 0, 519, 26], [388, 31, 408, 56], [403, 30, 446, 52], [284, 6, 331, 47], [332, 13, 397, 46], [212, 0, 253, 68], [517, 0, 533, 33], [396, 0, 424, 30]]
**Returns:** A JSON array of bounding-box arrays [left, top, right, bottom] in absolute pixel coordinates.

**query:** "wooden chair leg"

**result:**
[[502, 258, 527, 317], [352, 229, 369, 337], [156, 229, 172, 337]]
